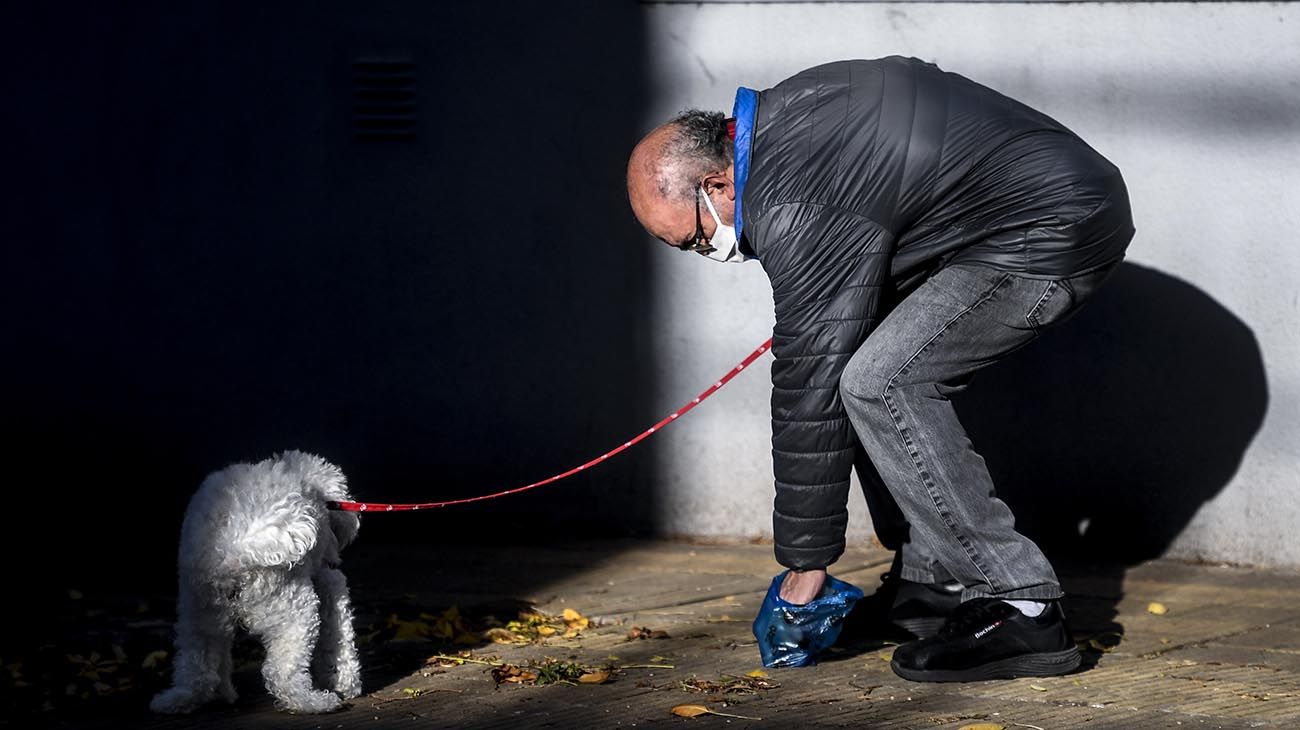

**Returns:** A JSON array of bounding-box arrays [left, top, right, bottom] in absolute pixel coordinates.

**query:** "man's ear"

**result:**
[[702, 168, 736, 201]]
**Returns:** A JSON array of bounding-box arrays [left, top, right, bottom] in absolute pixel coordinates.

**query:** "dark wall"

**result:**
[[7, 2, 652, 597]]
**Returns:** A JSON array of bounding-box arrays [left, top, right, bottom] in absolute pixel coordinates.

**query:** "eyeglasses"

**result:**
[[674, 186, 716, 254]]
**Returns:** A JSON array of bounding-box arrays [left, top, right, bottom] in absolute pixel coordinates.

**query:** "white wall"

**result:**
[[639, 2, 1300, 567]]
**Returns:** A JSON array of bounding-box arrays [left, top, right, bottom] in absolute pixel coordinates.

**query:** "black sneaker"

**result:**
[[841, 573, 963, 641], [890, 598, 1081, 682], [889, 578, 964, 639]]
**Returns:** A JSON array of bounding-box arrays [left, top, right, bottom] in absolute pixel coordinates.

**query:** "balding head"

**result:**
[[627, 110, 736, 248]]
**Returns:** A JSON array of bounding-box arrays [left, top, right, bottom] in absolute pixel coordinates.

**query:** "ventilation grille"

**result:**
[[352, 58, 417, 140]]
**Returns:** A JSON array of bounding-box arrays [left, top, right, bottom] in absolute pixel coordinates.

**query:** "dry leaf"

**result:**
[[484, 627, 516, 644], [387, 614, 432, 642], [672, 704, 711, 717], [958, 725, 1006, 730], [680, 674, 778, 695], [670, 703, 762, 721], [1029, 683, 1048, 692], [491, 664, 538, 684], [578, 671, 610, 684], [878, 649, 894, 661], [537, 625, 557, 637], [1086, 631, 1124, 653], [141, 650, 168, 669], [1147, 602, 1168, 615], [746, 669, 769, 678]]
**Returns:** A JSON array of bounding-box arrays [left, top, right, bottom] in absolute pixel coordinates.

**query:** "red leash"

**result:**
[[329, 338, 773, 513]]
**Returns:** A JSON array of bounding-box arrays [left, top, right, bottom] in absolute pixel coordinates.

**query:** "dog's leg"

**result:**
[[215, 622, 238, 705], [151, 584, 234, 713], [244, 577, 342, 714], [312, 567, 362, 699]]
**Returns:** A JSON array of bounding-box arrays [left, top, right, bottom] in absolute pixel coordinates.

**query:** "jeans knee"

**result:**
[[840, 349, 893, 405]]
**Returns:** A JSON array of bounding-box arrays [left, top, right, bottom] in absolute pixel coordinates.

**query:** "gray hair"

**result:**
[[656, 109, 733, 203]]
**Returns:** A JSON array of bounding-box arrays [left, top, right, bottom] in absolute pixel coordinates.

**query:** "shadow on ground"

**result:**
[[0, 538, 625, 727], [959, 261, 1268, 654]]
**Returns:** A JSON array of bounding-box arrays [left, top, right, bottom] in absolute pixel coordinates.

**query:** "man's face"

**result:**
[[630, 177, 736, 250], [627, 127, 735, 251]]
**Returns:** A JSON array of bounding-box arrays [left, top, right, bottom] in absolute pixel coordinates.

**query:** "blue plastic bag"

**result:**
[[752, 571, 865, 668]]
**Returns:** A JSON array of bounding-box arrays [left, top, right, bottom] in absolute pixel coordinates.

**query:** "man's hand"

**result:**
[[779, 568, 827, 605]]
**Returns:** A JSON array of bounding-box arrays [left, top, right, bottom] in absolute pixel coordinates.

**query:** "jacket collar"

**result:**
[[732, 87, 758, 241]]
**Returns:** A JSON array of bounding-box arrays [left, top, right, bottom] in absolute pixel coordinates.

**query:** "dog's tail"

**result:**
[[218, 492, 321, 572]]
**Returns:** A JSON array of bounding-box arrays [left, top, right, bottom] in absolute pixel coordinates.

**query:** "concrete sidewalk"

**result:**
[[18, 539, 1300, 729]]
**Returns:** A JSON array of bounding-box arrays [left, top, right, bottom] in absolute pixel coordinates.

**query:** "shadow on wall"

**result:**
[[955, 261, 1268, 642], [6, 1, 650, 611]]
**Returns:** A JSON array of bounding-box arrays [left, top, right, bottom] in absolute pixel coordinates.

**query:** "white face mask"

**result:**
[[698, 186, 749, 263]]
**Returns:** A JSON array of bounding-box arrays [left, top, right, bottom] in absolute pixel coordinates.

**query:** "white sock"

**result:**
[[1003, 599, 1048, 617]]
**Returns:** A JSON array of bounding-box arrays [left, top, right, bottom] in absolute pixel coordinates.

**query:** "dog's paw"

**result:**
[[333, 663, 363, 699], [278, 689, 344, 714], [336, 677, 362, 700], [150, 688, 203, 714]]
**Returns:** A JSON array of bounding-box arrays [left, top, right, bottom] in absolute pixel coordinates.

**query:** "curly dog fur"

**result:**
[[151, 450, 362, 714]]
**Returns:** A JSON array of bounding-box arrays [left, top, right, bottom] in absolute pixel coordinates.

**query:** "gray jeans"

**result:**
[[840, 262, 1119, 602]]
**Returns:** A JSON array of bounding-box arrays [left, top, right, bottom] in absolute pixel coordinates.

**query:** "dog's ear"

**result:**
[[282, 451, 351, 502], [330, 510, 361, 551]]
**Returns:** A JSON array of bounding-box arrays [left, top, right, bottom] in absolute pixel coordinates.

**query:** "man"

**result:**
[[626, 56, 1133, 682]]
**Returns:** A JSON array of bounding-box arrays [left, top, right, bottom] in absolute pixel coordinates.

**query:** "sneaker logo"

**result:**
[[973, 620, 1003, 639]]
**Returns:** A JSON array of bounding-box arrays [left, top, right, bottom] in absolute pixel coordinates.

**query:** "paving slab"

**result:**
[[6, 539, 1299, 729]]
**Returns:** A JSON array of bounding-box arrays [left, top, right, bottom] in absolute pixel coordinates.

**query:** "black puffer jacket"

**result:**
[[741, 57, 1134, 569]]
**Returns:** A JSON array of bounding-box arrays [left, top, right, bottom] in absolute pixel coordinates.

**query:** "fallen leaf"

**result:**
[[1086, 631, 1124, 653], [491, 664, 538, 684], [578, 671, 610, 684], [1148, 602, 1168, 615], [680, 673, 779, 695], [878, 649, 894, 661], [958, 725, 1005, 730], [1029, 683, 1048, 692], [141, 650, 168, 669], [484, 628, 516, 644], [537, 625, 557, 637], [562, 608, 591, 630], [387, 614, 432, 642], [670, 703, 761, 720], [746, 669, 769, 678]]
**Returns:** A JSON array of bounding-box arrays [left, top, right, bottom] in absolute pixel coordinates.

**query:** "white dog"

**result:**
[[151, 450, 363, 714]]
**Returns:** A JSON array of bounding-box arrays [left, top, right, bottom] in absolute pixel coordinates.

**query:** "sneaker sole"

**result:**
[[891, 616, 947, 640], [890, 647, 1082, 683]]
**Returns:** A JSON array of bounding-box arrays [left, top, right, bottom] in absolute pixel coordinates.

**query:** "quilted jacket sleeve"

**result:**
[[759, 203, 895, 570]]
